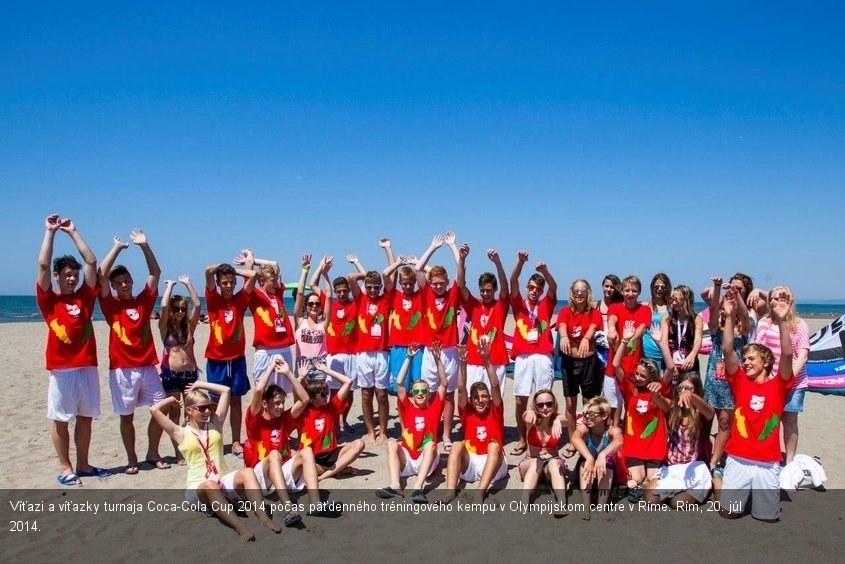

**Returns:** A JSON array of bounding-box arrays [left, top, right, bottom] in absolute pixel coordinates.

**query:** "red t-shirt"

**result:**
[[725, 366, 794, 463], [249, 289, 294, 349], [605, 302, 652, 376], [620, 379, 669, 462], [322, 291, 358, 354], [36, 283, 98, 370], [421, 284, 461, 347], [355, 290, 391, 352], [555, 306, 602, 355], [99, 284, 159, 369], [295, 394, 350, 455], [510, 294, 555, 355], [204, 287, 250, 361], [399, 394, 444, 460], [459, 401, 504, 456], [388, 289, 425, 347], [244, 407, 296, 468], [463, 294, 509, 366]]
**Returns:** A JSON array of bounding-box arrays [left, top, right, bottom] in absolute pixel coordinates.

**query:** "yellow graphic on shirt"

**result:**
[[300, 431, 312, 448], [516, 318, 548, 338], [255, 307, 273, 327], [211, 321, 223, 344], [327, 323, 336, 337], [391, 311, 401, 330], [465, 441, 478, 455], [257, 441, 267, 461], [358, 315, 367, 333], [111, 321, 132, 346], [427, 309, 437, 330], [50, 319, 72, 344], [734, 407, 748, 439], [626, 415, 634, 436], [402, 428, 414, 450], [470, 327, 498, 345]]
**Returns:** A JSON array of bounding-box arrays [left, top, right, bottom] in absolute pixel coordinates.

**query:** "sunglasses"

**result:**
[[535, 401, 554, 409], [526, 284, 542, 291], [653, 284, 667, 290], [677, 385, 695, 393], [583, 410, 601, 419], [306, 302, 321, 308], [191, 404, 212, 413], [365, 285, 382, 291], [310, 387, 329, 399], [410, 388, 429, 397], [172, 307, 187, 312], [572, 289, 588, 296]]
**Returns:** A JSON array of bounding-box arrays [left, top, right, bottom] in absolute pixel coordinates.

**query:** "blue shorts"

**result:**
[[783, 387, 806, 413], [206, 357, 250, 397], [388, 346, 424, 393]]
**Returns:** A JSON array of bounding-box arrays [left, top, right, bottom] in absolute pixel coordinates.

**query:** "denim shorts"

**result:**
[[783, 387, 806, 413]]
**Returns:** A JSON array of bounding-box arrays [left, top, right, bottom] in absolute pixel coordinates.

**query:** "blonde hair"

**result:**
[[670, 285, 696, 322], [258, 264, 280, 283], [531, 388, 558, 418], [583, 396, 610, 418], [569, 279, 595, 313]]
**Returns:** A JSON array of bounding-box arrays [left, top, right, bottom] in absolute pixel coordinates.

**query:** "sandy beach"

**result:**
[[2, 318, 844, 560]]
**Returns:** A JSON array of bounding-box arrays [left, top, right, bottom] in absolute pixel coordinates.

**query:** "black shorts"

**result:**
[[161, 369, 199, 393], [561, 355, 602, 398], [314, 446, 344, 468]]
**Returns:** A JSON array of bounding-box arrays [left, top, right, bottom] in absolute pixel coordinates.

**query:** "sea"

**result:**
[[3, 295, 844, 324]]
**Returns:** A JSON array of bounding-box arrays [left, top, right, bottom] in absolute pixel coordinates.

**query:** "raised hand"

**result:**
[[164, 279, 176, 286], [647, 381, 662, 394], [322, 256, 334, 272], [407, 342, 421, 357], [297, 358, 310, 379], [404, 255, 417, 265], [273, 356, 289, 373], [535, 261, 549, 273], [379, 237, 391, 248], [346, 254, 359, 264], [711, 275, 723, 287], [431, 234, 444, 248], [456, 344, 468, 363], [58, 217, 75, 232], [459, 243, 469, 259], [444, 231, 456, 245], [129, 229, 147, 246], [45, 214, 61, 231], [112, 235, 129, 250], [178, 274, 190, 285], [487, 249, 499, 263], [678, 389, 693, 409], [431, 340, 443, 360], [301, 254, 312, 268], [770, 291, 791, 321], [723, 285, 738, 316], [517, 250, 529, 263]]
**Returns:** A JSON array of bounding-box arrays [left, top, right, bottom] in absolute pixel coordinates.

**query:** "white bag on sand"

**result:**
[[780, 454, 827, 491]]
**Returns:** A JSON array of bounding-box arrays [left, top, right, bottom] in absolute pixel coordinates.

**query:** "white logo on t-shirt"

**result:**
[[314, 419, 325, 432], [65, 304, 80, 317], [476, 426, 487, 441], [224, 309, 234, 324], [126, 308, 139, 322], [750, 395, 765, 412], [636, 398, 649, 414], [415, 416, 425, 431]]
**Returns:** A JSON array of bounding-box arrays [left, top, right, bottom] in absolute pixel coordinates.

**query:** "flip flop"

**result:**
[[410, 490, 429, 504], [146, 458, 171, 470], [283, 510, 302, 527], [77, 467, 112, 479], [562, 443, 576, 458], [124, 464, 139, 475], [375, 486, 404, 499], [442, 440, 453, 453], [56, 473, 81, 487], [510, 444, 527, 456]]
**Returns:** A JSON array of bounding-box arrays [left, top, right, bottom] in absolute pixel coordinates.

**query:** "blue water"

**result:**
[[3, 295, 845, 324]]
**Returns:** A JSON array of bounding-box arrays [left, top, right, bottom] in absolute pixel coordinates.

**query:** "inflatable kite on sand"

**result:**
[[807, 314, 845, 396]]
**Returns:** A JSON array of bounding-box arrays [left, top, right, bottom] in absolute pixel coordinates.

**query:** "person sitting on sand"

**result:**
[[36, 214, 110, 486], [159, 275, 202, 464], [519, 388, 570, 517], [438, 340, 508, 503], [375, 341, 447, 503], [150, 381, 282, 540], [244, 357, 329, 525], [98, 229, 167, 475], [570, 396, 623, 520], [294, 358, 365, 480]]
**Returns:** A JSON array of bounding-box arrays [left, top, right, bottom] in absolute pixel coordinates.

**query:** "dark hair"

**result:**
[[332, 277, 349, 290], [478, 272, 497, 289], [364, 271, 382, 285], [602, 274, 624, 304], [108, 264, 131, 282], [262, 384, 285, 402], [215, 263, 237, 281], [469, 381, 490, 399], [53, 255, 82, 273], [528, 273, 546, 288], [730, 273, 754, 299]]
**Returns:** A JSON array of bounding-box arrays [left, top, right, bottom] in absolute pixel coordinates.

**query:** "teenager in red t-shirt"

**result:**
[[375, 342, 446, 503], [613, 324, 673, 501], [605, 275, 652, 426], [98, 229, 166, 475], [457, 245, 510, 393], [245, 357, 323, 526], [713, 287, 794, 522], [204, 261, 257, 458], [438, 340, 507, 504], [36, 214, 107, 486], [508, 250, 557, 456], [295, 359, 365, 481]]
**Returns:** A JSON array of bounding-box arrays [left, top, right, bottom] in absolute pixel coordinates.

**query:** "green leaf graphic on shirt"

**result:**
[[322, 432, 333, 451], [407, 311, 421, 330], [488, 327, 497, 340], [341, 320, 356, 337], [442, 307, 455, 329], [626, 339, 638, 355], [640, 416, 659, 439], [374, 313, 384, 325], [81, 321, 93, 343], [141, 324, 150, 344], [538, 320, 548, 333], [418, 432, 433, 451], [230, 324, 242, 344], [757, 414, 780, 441]]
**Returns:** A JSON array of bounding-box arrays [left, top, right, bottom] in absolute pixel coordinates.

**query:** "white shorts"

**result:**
[[326, 353, 357, 390], [253, 456, 306, 495], [466, 364, 506, 392], [653, 460, 712, 503], [421, 346, 459, 392], [400, 445, 441, 478], [185, 470, 243, 514], [512, 354, 553, 397], [603, 375, 623, 409], [356, 351, 390, 389], [721, 455, 781, 520], [47, 366, 101, 422], [109, 366, 166, 416], [254, 347, 294, 393], [460, 452, 509, 484]]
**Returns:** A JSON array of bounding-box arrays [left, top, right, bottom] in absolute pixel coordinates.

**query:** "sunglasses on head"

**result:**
[[535, 401, 554, 409], [191, 404, 212, 413], [410, 387, 429, 397]]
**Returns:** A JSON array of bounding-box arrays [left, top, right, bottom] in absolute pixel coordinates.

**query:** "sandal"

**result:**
[[375, 486, 404, 499], [627, 485, 644, 503], [283, 510, 302, 527], [339, 466, 362, 477], [562, 443, 576, 458], [56, 473, 82, 487], [410, 490, 429, 504], [510, 444, 527, 456], [442, 440, 453, 453], [77, 466, 112, 479]]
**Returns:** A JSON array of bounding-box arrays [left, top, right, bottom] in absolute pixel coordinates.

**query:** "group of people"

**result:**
[[37, 214, 810, 538]]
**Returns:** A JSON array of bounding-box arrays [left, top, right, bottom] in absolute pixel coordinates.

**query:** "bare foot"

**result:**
[[236, 525, 255, 542], [376, 434, 387, 446], [581, 511, 591, 521], [260, 518, 282, 534], [177, 457, 187, 466], [125, 456, 139, 475], [365, 433, 377, 444]]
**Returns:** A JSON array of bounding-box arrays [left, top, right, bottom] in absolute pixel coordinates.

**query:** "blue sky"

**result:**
[[2, 1, 843, 298]]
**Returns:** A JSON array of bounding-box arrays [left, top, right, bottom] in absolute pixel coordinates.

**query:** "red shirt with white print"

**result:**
[[36, 283, 98, 370], [99, 283, 159, 369], [605, 302, 651, 376], [322, 290, 358, 354], [421, 284, 461, 347], [462, 294, 509, 366], [388, 288, 425, 347], [294, 394, 350, 455], [355, 290, 392, 352], [510, 294, 555, 355], [459, 401, 504, 456], [204, 287, 250, 361], [249, 288, 294, 349], [399, 394, 444, 460]]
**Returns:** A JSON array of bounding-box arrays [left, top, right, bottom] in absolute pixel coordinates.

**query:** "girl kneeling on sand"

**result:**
[[150, 381, 281, 540]]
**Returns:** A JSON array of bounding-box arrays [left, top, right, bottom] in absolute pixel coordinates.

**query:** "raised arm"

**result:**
[[131, 229, 161, 290], [204, 264, 219, 292], [250, 358, 279, 416], [678, 389, 716, 421], [395, 343, 421, 402], [430, 341, 448, 401], [237, 268, 258, 294], [294, 254, 312, 323], [479, 338, 502, 406], [379, 237, 395, 269], [612, 324, 635, 383], [769, 295, 794, 382], [188, 380, 232, 428], [150, 396, 184, 443], [414, 234, 444, 289], [347, 254, 367, 275], [309, 256, 329, 295], [60, 218, 97, 289], [707, 276, 722, 332], [312, 358, 354, 401], [158, 279, 176, 337], [37, 214, 61, 291], [347, 271, 365, 299], [535, 261, 557, 302], [456, 345, 468, 409], [721, 287, 741, 375], [456, 243, 470, 300], [443, 231, 461, 267], [181, 275, 201, 331], [509, 250, 528, 300], [98, 235, 128, 298], [489, 249, 508, 299]]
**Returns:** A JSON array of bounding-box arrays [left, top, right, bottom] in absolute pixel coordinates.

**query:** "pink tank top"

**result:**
[[296, 318, 326, 358]]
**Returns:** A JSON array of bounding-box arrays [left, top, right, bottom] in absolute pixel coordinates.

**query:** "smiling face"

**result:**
[[217, 273, 236, 299], [54, 266, 81, 295], [602, 278, 618, 300], [622, 283, 640, 307], [305, 295, 322, 318], [429, 275, 448, 297], [533, 391, 556, 420], [409, 382, 431, 407], [479, 282, 496, 305], [470, 384, 491, 414], [110, 272, 134, 300], [262, 392, 286, 418]]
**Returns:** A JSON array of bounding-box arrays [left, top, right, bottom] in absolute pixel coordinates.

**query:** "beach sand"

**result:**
[[2, 318, 843, 560]]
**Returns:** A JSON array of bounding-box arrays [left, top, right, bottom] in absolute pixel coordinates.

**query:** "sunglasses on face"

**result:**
[[653, 285, 667, 290], [191, 404, 212, 413], [535, 401, 554, 409], [583, 410, 601, 419], [310, 388, 329, 399], [306, 302, 321, 308], [572, 289, 588, 296], [172, 307, 187, 313], [410, 388, 429, 397], [365, 285, 382, 291]]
